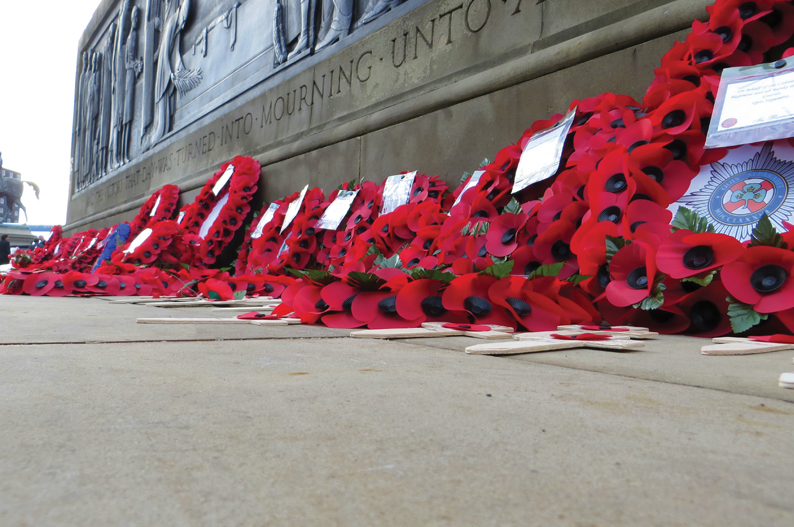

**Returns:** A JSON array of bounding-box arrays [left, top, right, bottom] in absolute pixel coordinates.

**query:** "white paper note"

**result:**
[[316, 190, 359, 230], [453, 170, 485, 207], [381, 171, 417, 215], [513, 108, 576, 194], [150, 195, 162, 217], [124, 228, 153, 253], [212, 165, 235, 196], [252, 203, 280, 239], [281, 185, 309, 234], [199, 193, 231, 239]]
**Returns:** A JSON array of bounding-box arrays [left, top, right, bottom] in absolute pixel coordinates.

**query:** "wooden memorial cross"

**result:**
[[701, 335, 794, 356], [466, 332, 644, 355], [351, 322, 515, 340]]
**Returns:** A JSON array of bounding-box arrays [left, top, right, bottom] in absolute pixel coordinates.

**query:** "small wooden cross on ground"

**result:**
[[466, 333, 644, 355], [701, 336, 794, 356], [351, 322, 515, 340], [136, 311, 300, 326]]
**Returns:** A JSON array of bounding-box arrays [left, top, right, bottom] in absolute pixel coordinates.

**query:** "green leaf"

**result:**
[[347, 271, 389, 291], [303, 269, 337, 286], [503, 197, 523, 215], [527, 262, 564, 279], [480, 260, 515, 279], [460, 223, 472, 236], [459, 171, 471, 184], [565, 273, 592, 285], [727, 297, 768, 333], [605, 236, 630, 264], [208, 291, 222, 301], [474, 221, 490, 237], [219, 266, 232, 273], [681, 269, 717, 287], [233, 290, 246, 300], [671, 206, 715, 234], [366, 245, 382, 257], [632, 273, 666, 311], [478, 158, 491, 168], [375, 252, 402, 269], [748, 214, 786, 248], [409, 268, 456, 283]]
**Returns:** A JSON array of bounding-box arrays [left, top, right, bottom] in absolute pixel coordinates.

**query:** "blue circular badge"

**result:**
[[708, 169, 787, 226]]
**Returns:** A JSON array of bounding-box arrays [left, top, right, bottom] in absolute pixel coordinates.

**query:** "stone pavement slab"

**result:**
[[0, 337, 793, 527], [398, 335, 794, 404], [0, 296, 350, 344]]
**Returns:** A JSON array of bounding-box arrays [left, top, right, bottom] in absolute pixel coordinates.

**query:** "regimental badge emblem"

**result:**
[[671, 141, 794, 241]]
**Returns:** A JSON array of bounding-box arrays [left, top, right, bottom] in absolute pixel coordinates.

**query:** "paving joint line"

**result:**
[[0, 336, 352, 347]]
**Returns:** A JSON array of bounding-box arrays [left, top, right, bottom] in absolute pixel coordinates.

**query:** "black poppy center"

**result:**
[[464, 296, 492, 317], [750, 264, 787, 294], [761, 8, 783, 28], [421, 295, 447, 317], [690, 301, 721, 333], [665, 139, 687, 161], [472, 210, 488, 218], [627, 267, 648, 290], [501, 228, 517, 245], [525, 261, 541, 275], [642, 166, 665, 183], [597, 264, 611, 288], [662, 109, 687, 129], [649, 309, 674, 324], [315, 299, 330, 311], [694, 50, 714, 64], [74, 280, 87, 288], [377, 295, 398, 315], [738, 2, 757, 19], [551, 240, 571, 260], [342, 294, 357, 312], [714, 26, 733, 43], [598, 206, 621, 223], [96, 280, 108, 289], [506, 297, 532, 317], [35, 280, 49, 289], [682, 245, 714, 270], [605, 174, 627, 193]]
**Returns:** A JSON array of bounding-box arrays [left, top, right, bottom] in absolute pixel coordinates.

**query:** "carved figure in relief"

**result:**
[[143, 0, 202, 152], [92, 52, 104, 181], [109, 0, 132, 170], [315, 0, 354, 52], [74, 52, 90, 177], [121, 7, 144, 165], [273, 0, 316, 64], [98, 23, 117, 177], [355, 0, 404, 29], [82, 53, 100, 183]]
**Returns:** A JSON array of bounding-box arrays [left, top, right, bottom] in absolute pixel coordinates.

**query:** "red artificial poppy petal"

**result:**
[[237, 312, 280, 320], [750, 335, 794, 344], [22, 273, 56, 296], [442, 323, 491, 332], [322, 312, 367, 329], [293, 286, 327, 318], [396, 279, 442, 322], [351, 292, 392, 324], [606, 280, 651, 307], [321, 281, 358, 311], [551, 333, 611, 341], [754, 277, 794, 313], [721, 261, 762, 306]]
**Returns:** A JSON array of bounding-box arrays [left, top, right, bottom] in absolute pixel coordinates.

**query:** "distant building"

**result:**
[[0, 167, 22, 223]]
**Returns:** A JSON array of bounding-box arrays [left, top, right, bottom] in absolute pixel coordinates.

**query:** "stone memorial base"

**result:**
[[65, 0, 711, 234], [0, 224, 35, 248]]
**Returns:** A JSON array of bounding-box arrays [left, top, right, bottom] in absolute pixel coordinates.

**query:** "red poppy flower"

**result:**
[[598, 300, 690, 334], [62, 272, 99, 295], [760, 2, 794, 45], [197, 278, 234, 301], [442, 274, 516, 328], [677, 281, 732, 337], [656, 229, 742, 279], [488, 277, 565, 331], [722, 246, 794, 313], [291, 284, 329, 324], [350, 290, 422, 329], [606, 241, 658, 307], [22, 272, 57, 296], [395, 278, 466, 324], [627, 144, 696, 202], [86, 275, 122, 296], [318, 281, 365, 328], [115, 275, 139, 296], [485, 213, 527, 257]]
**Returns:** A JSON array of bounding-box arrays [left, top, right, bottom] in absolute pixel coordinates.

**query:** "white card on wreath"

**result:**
[[513, 107, 576, 194], [252, 203, 280, 239], [670, 140, 794, 241], [316, 190, 359, 230], [381, 172, 417, 215], [281, 185, 308, 234], [212, 165, 235, 196]]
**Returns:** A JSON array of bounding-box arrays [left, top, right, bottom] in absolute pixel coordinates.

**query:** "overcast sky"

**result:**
[[0, 1, 99, 226]]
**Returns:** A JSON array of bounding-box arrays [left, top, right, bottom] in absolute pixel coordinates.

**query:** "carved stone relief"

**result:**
[[73, 0, 418, 194]]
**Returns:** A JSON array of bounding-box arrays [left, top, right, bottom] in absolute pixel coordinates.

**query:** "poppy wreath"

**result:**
[[112, 220, 182, 266], [128, 184, 181, 238], [9, 0, 794, 336], [68, 227, 111, 273], [180, 156, 261, 267]]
